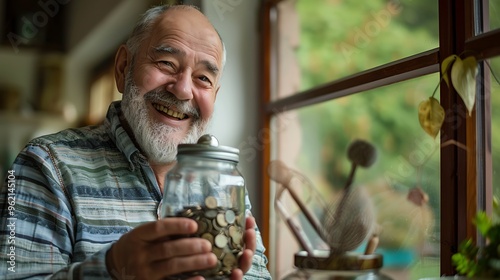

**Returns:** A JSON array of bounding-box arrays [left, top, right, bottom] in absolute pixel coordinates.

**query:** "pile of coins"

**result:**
[[170, 196, 245, 279]]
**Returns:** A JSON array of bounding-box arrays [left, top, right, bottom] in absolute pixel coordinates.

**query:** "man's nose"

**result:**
[[168, 71, 193, 100]]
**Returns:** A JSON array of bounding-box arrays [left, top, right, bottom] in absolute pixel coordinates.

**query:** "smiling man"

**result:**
[[0, 4, 271, 280], [116, 4, 224, 190]]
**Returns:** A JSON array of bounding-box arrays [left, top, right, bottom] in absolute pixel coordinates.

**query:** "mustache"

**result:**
[[143, 88, 200, 119]]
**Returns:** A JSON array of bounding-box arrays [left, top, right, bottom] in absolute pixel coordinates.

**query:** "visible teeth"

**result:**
[[153, 104, 186, 119]]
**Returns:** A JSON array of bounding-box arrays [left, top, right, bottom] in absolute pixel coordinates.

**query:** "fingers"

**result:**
[[135, 217, 198, 242], [232, 216, 256, 274], [244, 216, 257, 254], [147, 237, 212, 262], [229, 247, 255, 278], [237, 248, 254, 274], [229, 268, 244, 280], [109, 216, 258, 279], [108, 218, 219, 279], [186, 276, 206, 280], [246, 215, 256, 230], [150, 251, 218, 278]]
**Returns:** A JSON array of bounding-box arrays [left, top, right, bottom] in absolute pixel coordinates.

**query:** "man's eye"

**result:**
[[199, 76, 212, 84], [160, 61, 174, 68]]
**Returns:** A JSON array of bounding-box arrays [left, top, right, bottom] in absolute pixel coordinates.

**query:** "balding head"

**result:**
[[126, 5, 226, 70]]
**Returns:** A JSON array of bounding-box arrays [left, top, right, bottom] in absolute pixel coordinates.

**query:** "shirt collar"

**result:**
[[105, 101, 144, 165]]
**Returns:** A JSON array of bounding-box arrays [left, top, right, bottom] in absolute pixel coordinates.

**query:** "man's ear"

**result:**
[[114, 45, 130, 93]]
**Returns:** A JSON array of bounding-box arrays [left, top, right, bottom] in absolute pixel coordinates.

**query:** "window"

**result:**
[[259, 0, 500, 279], [487, 0, 500, 31], [491, 56, 500, 220]]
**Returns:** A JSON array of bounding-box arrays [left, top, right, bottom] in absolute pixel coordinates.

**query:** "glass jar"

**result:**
[[159, 134, 246, 279]]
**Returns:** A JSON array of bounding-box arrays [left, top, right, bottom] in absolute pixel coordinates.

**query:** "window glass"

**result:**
[[491, 57, 500, 222], [275, 0, 439, 99], [489, 0, 500, 31], [270, 74, 441, 280]]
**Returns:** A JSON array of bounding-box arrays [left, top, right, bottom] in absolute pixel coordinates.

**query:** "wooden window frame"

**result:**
[[259, 0, 500, 275]]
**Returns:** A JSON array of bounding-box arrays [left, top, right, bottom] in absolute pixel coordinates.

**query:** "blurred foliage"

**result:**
[[295, 0, 438, 89], [452, 211, 500, 277], [290, 0, 500, 251]]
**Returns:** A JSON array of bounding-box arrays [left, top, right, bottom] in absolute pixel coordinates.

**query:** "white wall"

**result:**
[[202, 1, 263, 224]]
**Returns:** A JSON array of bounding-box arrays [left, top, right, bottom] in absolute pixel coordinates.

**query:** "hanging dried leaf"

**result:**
[[441, 55, 458, 88], [418, 97, 445, 138], [451, 56, 478, 116]]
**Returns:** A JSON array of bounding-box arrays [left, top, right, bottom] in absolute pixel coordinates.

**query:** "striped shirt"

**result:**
[[0, 101, 271, 279]]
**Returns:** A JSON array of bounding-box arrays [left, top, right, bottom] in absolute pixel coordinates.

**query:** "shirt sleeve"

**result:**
[[244, 192, 273, 280], [0, 144, 111, 279]]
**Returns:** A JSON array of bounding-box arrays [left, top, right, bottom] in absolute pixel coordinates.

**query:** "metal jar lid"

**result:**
[[177, 134, 240, 163]]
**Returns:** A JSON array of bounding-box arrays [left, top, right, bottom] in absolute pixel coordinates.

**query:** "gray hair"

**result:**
[[126, 4, 226, 70]]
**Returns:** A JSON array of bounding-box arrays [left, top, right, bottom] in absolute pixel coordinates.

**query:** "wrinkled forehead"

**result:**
[[147, 8, 224, 66]]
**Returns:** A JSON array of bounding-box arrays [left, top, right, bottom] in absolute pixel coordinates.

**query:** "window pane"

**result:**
[[275, 0, 439, 99], [270, 74, 441, 280], [476, 0, 500, 33], [491, 56, 500, 223], [489, 0, 500, 31]]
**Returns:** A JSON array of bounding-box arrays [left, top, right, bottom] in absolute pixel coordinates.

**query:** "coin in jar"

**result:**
[[216, 212, 228, 227], [201, 232, 214, 245], [224, 209, 236, 224], [222, 251, 237, 268], [205, 196, 218, 209], [214, 233, 228, 248]]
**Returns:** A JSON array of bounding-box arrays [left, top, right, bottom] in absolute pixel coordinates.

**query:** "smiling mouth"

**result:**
[[152, 103, 187, 120]]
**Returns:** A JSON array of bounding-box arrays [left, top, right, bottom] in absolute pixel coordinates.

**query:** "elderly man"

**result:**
[[0, 4, 271, 280]]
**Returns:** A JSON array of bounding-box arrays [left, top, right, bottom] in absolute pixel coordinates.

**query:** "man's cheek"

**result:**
[[199, 100, 215, 120], [137, 70, 167, 90]]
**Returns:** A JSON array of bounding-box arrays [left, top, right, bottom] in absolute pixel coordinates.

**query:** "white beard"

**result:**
[[121, 72, 210, 164]]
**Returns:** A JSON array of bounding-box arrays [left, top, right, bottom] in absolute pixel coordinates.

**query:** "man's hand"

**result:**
[[230, 216, 257, 280], [106, 217, 217, 279], [106, 216, 258, 280]]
